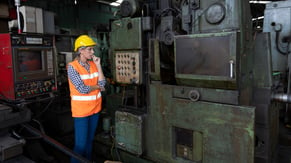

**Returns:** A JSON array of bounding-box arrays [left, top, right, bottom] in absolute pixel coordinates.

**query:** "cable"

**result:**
[[160, 7, 180, 17], [110, 126, 121, 161], [32, 96, 55, 119]]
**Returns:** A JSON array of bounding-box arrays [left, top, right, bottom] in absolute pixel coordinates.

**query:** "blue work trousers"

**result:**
[[71, 113, 99, 163]]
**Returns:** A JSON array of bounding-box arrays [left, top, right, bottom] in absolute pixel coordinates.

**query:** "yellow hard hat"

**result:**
[[74, 35, 96, 51]]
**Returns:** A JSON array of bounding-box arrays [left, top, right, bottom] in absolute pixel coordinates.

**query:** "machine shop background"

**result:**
[[0, 0, 291, 163]]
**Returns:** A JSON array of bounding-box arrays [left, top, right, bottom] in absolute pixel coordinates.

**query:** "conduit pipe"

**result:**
[[14, 0, 21, 33], [272, 93, 291, 103]]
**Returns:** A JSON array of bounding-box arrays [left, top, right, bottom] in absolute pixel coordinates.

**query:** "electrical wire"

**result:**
[[32, 96, 55, 119], [160, 7, 180, 17], [110, 126, 121, 161], [121, 85, 127, 107]]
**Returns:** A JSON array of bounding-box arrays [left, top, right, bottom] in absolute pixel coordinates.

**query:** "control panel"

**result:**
[[115, 51, 142, 84], [15, 79, 56, 99], [0, 33, 56, 101]]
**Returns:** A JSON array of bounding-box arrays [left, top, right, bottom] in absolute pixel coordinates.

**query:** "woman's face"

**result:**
[[80, 47, 94, 60]]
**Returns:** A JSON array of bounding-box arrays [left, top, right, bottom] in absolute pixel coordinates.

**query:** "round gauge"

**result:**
[[120, 0, 139, 17], [120, 1, 133, 17], [162, 31, 175, 45], [205, 3, 226, 24]]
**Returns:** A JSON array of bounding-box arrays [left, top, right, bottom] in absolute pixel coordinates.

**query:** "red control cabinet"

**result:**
[[0, 33, 56, 100]]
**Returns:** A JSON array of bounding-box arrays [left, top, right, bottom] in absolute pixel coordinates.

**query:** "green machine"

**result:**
[[95, 0, 289, 163]]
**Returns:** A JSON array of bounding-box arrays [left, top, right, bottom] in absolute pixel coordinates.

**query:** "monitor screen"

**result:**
[[17, 50, 43, 72]]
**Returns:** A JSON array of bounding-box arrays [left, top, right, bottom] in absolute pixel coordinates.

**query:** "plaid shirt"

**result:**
[[68, 60, 106, 94]]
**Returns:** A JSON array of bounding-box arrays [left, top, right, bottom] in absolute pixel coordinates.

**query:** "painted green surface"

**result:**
[[115, 111, 143, 155], [144, 84, 255, 163], [110, 18, 142, 50]]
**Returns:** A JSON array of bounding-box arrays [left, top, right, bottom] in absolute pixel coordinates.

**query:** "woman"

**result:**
[[67, 35, 105, 163]]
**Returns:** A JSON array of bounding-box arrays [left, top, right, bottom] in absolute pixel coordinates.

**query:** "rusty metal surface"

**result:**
[[252, 33, 273, 88], [145, 84, 255, 163], [110, 18, 142, 50]]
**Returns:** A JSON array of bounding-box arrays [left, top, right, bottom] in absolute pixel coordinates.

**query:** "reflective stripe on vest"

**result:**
[[68, 60, 102, 117], [80, 72, 99, 80], [72, 92, 101, 101]]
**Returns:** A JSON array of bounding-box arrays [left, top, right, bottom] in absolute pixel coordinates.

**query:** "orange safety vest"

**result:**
[[68, 60, 102, 117]]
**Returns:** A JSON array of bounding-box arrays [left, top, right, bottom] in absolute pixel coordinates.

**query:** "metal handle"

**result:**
[[229, 60, 234, 78], [14, 0, 22, 34]]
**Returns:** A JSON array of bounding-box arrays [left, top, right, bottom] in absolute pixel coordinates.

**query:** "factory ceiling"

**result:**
[[7, 0, 287, 29], [80, 0, 287, 18], [15, 0, 287, 17]]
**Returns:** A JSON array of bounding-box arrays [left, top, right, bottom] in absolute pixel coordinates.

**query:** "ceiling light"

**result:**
[[97, 0, 123, 6], [252, 16, 264, 21], [110, 2, 120, 6]]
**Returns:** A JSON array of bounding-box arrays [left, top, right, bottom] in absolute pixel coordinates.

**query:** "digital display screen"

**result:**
[[18, 50, 43, 72]]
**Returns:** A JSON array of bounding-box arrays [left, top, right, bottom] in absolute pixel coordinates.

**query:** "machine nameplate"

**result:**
[[26, 37, 42, 44]]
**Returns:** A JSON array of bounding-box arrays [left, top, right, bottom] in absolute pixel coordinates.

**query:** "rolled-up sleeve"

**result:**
[[98, 79, 106, 88]]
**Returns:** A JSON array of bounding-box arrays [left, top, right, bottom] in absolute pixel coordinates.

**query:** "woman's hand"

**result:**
[[92, 55, 101, 65]]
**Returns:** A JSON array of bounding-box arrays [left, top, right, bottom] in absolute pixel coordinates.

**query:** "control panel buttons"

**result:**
[[115, 52, 141, 84], [15, 79, 56, 98]]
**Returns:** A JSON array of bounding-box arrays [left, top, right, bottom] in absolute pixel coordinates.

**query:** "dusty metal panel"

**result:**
[[252, 32, 278, 163], [192, 0, 249, 33], [115, 111, 143, 155], [172, 86, 239, 105], [252, 33, 273, 88], [145, 84, 255, 163], [263, 1, 291, 72], [110, 18, 142, 50]]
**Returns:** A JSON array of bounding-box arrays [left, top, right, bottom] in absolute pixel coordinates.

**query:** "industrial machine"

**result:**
[[2, 0, 291, 162], [0, 33, 57, 161], [94, 0, 291, 163], [0, 33, 57, 100]]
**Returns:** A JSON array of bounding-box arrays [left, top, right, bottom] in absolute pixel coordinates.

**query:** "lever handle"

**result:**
[[230, 60, 234, 78]]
